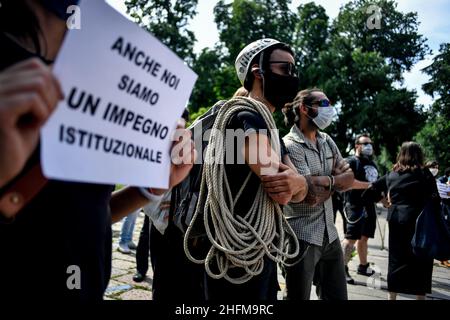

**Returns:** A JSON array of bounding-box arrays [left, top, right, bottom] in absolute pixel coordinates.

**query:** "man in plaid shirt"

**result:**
[[281, 89, 354, 300]]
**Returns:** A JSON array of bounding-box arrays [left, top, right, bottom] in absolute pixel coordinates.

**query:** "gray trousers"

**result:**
[[284, 235, 348, 300]]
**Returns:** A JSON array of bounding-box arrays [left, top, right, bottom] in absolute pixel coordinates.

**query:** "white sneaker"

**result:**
[[117, 243, 131, 254]]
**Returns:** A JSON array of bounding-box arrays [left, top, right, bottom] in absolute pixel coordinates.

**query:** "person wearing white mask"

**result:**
[[425, 160, 439, 178], [341, 134, 380, 284], [281, 88, 354, 300]]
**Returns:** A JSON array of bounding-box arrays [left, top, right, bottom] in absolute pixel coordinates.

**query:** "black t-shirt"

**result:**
[[225, 110, 288, 216], [345, 155, 378, 209], [0, 32, 114, 301]]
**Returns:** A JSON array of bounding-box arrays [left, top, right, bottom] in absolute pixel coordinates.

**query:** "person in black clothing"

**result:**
[[362, 142, 438, 300], [133, 215, 151, 282], [200, 39, 309, 301], [341, 134, 379, 283], [0, 0, 195, 301], [133, 189, 207, 302], [150, 218, 207, 301], [135, 108, 207, 301]]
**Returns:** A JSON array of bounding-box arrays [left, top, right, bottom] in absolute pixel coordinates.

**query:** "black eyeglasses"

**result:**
[[268, 61, 298, 77], [357, 142, 372, 145]]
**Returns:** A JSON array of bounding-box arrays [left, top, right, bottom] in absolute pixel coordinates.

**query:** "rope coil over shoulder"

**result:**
[[184, 96, 300, 284]]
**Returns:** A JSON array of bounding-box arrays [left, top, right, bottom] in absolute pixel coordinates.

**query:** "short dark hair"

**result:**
[[243, 43, 295, 91], [355, 133, 371, 145]]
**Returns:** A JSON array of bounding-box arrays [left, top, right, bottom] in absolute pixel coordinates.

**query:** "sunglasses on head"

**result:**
[[268, 61, 298, 77]]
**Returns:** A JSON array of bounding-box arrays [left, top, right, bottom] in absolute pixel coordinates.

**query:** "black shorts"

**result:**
[[344, 204, 377, 240]]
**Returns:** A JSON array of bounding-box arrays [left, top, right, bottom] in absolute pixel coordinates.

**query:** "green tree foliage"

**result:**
[[297, 0, 428, 164], [422, 43, 450, 117], [316, 46, 426, 163], [190, 47, 225, 112], [190, 0, 298, 112], [214, 0, 297, 64], [125, 0, 198, 63], [293, 2, 329, 85], [371, 88, 425, 161], [416, 116, 450, 170], [126, 0, 432, 167], [332, 0, 430, 81], [189, 45, 240, 112], [416, 43, 450, 169]]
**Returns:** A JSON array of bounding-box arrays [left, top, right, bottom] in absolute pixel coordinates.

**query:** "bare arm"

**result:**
[[110, 187, 151, 224], [244, 133, 308, 205], [302, 159, 354, 206], [351, 179, 371, 190], [333, 171, 355, 191], [332, 159, 354, 192], [302, 175, 333, 207], [282, 155, 308, 202]]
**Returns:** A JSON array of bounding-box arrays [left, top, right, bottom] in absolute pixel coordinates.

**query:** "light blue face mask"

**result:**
[[40, 0, 80, 20], [305, 104, 336, 130], [361, 144, 374, 157]]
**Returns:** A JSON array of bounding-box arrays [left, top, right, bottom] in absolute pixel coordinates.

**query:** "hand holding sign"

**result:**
[[0, 58, 63, 188], [169, 121, 197, 187], [41, 0, 198, 189], [151, 120, 197, 195]]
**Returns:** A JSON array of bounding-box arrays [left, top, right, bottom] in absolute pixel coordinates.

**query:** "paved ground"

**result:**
[[105, 204, 450, 300]]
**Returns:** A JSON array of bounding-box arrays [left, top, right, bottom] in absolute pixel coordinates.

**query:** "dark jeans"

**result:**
[[284, 235, 348, 300], [136, 215, 150, 275]]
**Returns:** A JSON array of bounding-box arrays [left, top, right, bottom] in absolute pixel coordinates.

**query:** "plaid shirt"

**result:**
[[283, 125, 342, 246]]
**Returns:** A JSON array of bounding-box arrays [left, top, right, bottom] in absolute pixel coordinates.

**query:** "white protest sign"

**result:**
[[41, 0, 198, 189]]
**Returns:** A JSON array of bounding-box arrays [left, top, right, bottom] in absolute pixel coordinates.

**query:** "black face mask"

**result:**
[[263, 70, 299, 110]]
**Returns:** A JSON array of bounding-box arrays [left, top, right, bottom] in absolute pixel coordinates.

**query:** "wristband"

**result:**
[[330, 175, 335, 191], [327, 176, 333, 192], [138, 187, 164, 202]]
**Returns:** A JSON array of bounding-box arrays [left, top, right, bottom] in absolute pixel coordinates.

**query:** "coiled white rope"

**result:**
[[184, 96, 300, 284]]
